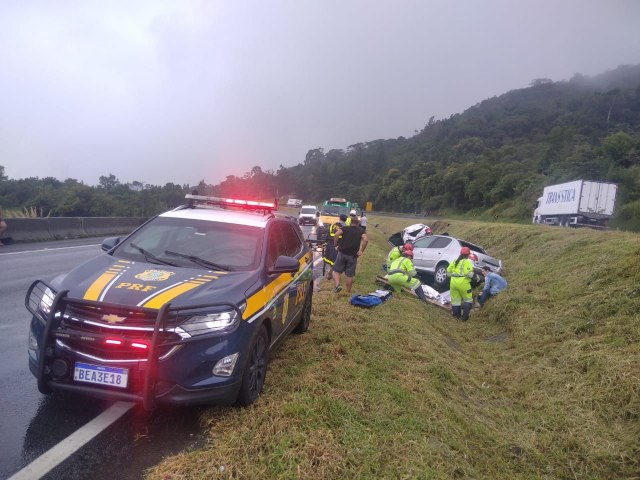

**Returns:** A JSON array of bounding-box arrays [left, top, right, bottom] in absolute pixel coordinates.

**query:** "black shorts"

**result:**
[[333, 252, 358, 277]]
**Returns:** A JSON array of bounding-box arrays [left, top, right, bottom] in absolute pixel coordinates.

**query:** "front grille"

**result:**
[[56, 303, 183, 361]]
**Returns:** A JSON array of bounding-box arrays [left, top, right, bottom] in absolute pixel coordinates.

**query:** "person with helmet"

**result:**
[[345, 209, 358, 226], [322, 213, 347, 278], [447, 246, 475, 320], [387, 244, 429, 301], [385, 242, 410, 271]]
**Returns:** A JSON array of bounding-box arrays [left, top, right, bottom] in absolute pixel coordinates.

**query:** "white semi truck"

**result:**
[[533, 180, 617, 229]]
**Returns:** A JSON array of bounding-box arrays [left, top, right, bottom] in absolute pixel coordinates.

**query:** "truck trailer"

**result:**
[[532, 180, 617, 229]]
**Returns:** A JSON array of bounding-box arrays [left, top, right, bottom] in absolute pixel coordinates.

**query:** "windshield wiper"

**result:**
[[164, 250, 231, 271], [130, 243, 179, 266]]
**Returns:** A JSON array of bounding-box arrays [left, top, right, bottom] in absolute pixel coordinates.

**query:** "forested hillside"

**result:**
[[1, 64, 639, 231]]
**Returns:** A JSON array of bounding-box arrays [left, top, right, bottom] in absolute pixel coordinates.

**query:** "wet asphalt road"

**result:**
[[0, 227, 327, 480]]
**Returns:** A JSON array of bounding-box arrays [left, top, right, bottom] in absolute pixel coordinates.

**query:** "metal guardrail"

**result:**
[[1, 217, 148, 244]]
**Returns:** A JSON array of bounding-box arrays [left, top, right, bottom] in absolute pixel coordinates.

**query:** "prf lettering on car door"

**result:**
[[295, 284, 306, 305]]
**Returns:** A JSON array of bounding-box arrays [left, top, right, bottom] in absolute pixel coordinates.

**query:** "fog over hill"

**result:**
[[1, 64, 639, 231]]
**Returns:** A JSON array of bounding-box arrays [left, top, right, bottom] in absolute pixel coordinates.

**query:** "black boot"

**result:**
[[461, 302, 472, 321], [451, 305, 461, 319], [414, 285, 428, 302]]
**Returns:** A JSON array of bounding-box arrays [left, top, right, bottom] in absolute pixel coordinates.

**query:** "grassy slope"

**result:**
[[146, 216, 639, 480]]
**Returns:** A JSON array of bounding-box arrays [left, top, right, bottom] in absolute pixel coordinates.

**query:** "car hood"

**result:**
[[54, 254, 258, 310]]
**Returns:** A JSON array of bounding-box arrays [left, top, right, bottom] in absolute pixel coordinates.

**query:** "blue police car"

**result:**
[[25, 194, 314, 410]]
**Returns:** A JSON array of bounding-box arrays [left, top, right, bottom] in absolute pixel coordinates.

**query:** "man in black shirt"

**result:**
[[332, 218, 368, 293]]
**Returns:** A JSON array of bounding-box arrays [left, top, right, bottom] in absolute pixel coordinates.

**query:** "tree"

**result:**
[[98, 174, 120, 190]]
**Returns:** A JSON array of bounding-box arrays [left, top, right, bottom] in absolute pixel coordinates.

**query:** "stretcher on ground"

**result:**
[[375, 275, 452, 312]]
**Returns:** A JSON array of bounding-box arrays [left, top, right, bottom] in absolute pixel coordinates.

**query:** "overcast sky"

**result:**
[[1, 1, 639, 186]]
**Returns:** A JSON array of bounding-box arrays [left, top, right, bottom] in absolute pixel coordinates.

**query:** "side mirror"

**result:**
[[101, 236, 121, 252], [268, 255, 300, 275]]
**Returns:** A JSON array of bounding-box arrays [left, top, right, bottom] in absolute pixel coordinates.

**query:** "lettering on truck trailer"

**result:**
[[546, 188, 576, 204]]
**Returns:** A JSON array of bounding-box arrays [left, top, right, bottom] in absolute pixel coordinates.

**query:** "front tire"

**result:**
[[434, 262, 449, 287], [236, 325, 269, 406]]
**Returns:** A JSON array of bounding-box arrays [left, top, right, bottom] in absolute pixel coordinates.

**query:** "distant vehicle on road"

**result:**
[[318, 198, 352, 227], [298, 205, 318, 226], [286, 198, 303, 208], [533, 180, 617, 229], [25, 194, 314, 410]]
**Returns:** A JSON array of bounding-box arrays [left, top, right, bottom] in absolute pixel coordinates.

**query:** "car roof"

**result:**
[[301, 205, 316, 209], [431, 234, 485, 252], [161, 207, 273, 228]]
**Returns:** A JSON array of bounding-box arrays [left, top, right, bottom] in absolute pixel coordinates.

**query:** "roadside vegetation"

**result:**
[[146, 216, 639, 479], [2, 65, 640, 232]]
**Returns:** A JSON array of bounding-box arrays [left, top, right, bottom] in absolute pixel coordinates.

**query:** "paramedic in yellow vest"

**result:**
[[322, 213, 347, 278], [386, 243, 409, 270], [447, 246, 475, 321], [387, 244, 429, 301]]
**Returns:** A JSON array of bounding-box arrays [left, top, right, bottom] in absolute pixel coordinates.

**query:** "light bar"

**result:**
[[105, 339, 122, 346], [131, 342, 148, 350], [185, 194, 277, 210]]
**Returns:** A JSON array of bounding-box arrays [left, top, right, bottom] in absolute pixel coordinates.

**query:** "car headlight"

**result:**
[[177, 309, 240, 337], [40, 287, 56, 315]]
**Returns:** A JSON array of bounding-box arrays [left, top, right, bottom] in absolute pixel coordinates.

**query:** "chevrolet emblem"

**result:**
[[102, 314, 126, 324]]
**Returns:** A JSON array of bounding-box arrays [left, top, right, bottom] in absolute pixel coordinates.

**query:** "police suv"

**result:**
[[26, 195, 314, 410]]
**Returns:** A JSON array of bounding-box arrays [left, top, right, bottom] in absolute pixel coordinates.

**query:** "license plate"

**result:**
[[73, 362, 129, 389]]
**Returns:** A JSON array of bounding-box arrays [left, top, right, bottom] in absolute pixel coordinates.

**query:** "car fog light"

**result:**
[[213, 353, 239, 377], [28, 329, 38, 351]]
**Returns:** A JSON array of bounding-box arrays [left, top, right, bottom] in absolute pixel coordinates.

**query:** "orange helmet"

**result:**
[[403, 243, 414, 257], [460, 246, 471, 255]]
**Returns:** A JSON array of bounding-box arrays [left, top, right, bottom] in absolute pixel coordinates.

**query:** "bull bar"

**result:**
[[25, 280, 243, 411]]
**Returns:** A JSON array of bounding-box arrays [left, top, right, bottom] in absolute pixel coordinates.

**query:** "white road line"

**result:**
[[8, 401, 135, 480], [0, 244, 100, 256]]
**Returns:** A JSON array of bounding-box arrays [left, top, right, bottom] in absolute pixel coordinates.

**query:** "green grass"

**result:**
[[146, 216, 640, 480]]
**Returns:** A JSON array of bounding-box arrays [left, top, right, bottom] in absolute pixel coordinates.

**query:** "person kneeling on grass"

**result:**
[[478, 266, 507, 306], [387, 244, 429, 302]]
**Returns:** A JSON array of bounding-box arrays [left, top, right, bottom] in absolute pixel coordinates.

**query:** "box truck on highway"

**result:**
[[532, 180, 617, 229]]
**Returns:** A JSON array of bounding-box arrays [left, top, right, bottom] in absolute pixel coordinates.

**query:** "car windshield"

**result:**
[[321, 205, 349, 216], [113, 217, 264, 271], [301, 207, 316, 214]]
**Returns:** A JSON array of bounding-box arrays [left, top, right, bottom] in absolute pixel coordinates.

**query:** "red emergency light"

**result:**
[[186, 194, 277, 211], [105, 339, 122, 346]]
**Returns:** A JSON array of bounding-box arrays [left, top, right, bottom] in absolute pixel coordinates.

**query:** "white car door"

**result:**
[[421, 236, 454, 271], [412, 236, 436, 269]]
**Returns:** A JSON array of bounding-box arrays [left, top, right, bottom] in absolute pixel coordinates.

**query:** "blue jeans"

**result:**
[[478, 290, 492, 306]]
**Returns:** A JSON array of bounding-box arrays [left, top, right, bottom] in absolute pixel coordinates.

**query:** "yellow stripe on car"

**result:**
[[243, 253, 312, 320], [142, 280, 208, 309], [83, 260, 130, 301]]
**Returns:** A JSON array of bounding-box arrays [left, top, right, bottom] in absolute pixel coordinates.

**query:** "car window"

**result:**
[[280, 223, 303, 257], [300, 207, 315, 214], [459, 240, 485, 254], [414, 236, 435, 248], [115, 217, 264, 270], [266, 222, 303, 268], [429, 237, 453, 249]]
